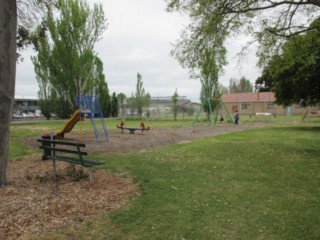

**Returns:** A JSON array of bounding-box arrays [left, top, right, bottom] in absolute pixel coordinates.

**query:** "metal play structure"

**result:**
[[192, 98, 233, 127], [76, 95, 108, 142]]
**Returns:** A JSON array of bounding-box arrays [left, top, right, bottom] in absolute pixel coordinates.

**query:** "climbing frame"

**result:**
[[76, 95, 108, 142]]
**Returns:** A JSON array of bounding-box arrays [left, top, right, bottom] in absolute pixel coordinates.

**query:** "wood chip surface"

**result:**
[[0, 157, 138, 240]]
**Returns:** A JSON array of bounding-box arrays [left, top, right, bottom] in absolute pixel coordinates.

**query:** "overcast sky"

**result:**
[[15, 0, 261, 102]]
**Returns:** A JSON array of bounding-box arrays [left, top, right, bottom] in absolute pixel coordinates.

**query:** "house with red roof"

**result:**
[[221, 92, 319, 115]]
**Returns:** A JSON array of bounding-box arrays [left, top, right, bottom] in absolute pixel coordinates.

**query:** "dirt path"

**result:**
[[47, 125, 251, 154]]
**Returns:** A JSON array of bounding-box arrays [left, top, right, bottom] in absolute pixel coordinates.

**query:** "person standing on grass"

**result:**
[[234, 110, 239, 126]]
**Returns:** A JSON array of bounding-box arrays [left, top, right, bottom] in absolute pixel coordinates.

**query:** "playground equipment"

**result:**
[[117, 120, 150, 134], [192, 98, 233, 127], [77, 95, 108, 142], [56, 109, 83, 138], [56, 95, 108, 142]]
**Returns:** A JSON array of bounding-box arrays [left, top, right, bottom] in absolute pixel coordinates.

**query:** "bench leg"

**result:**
[[88, 167, 93, 182]]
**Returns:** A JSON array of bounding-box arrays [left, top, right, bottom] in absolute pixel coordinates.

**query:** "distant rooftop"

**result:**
[[15, 96, 38, 100]]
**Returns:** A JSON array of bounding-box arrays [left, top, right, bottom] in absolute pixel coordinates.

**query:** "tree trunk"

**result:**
[[0, 0, 17, 187]]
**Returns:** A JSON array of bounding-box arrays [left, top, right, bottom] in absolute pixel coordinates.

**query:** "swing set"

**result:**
[[192, 98, 233, 127]]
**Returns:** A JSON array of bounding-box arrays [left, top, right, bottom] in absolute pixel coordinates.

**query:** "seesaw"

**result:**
[[116, 120, 150, 134], [116, 126, 150, 134]]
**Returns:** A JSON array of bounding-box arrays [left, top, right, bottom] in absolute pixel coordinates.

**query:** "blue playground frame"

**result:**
[[76, 95, 108, 142]]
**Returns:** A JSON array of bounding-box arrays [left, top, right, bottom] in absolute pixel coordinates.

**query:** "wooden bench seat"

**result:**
[[37, 138, 104, 181]]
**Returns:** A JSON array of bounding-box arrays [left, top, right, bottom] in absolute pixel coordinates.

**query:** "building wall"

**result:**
[[221, 92, 320, 116], [223, 101, 319, 116], [13, 98, 40, 114]]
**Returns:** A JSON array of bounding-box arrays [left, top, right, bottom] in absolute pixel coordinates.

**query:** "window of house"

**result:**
[[241, 103, 249, 109]]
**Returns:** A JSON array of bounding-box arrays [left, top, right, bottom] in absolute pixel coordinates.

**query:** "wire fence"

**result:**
[[117, 96, 201, 120]]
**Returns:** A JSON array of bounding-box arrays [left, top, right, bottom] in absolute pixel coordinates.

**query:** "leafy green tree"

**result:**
[[32, 0, 107, 118], [127, 96, 136, 118], [34, 37, 52, 119], [200, 68, 219, 101], [110, 92, 118, 117], [264, 19, 320, 106], [255, 67, 274, 92], [96, 81, 111, 118], [166, 1, 320, 76], [84, 57, 111, 117], [199, 51, 221, 118], [200, 75, 220, 115], [200, 78, 221, 119], [221, 85, 229, 94], [229, 77, 253, 93], [38, 99, 52, 119], [117, 93, 127, 117], [145, 92, 151, 113], [133, 73, 150, 118], [117, 93, 127, 105], [172, 89, 179, 121], [16, 1, 56, 60]]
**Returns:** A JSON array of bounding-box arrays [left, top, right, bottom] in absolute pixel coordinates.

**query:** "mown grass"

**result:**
[[9, 118, 320, 239], [23, 123, 320, 240], [9, 139, 34, 161]]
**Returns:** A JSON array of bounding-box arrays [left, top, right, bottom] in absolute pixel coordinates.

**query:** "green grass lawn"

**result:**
[[9, 119, 320, 239]]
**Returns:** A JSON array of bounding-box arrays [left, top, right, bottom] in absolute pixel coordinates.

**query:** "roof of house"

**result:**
[[221, 92, 275, 102]]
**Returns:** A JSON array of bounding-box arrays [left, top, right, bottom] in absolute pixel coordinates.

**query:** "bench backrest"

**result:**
[[37, 139, 87, 164], [37, 139, 86, 147]]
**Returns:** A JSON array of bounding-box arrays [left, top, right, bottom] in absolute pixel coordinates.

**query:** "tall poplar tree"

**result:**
[[199, 51, 221, 118], [172, 89, 179, 121], [110, 92, 118, 117], [229, 77, 253, 93], [32, 0, 107, 118], [133, 73, 150, 118]]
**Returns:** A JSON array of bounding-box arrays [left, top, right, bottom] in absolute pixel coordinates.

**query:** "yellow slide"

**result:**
[[56, 109, 82, 138]]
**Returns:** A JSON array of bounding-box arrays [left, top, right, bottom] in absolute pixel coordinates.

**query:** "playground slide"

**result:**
[[56, 109, 82, 137]]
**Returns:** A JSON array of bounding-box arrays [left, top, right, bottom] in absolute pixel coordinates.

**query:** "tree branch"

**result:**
[[223, 1, 320, 14], [266, 26, 319, 38]]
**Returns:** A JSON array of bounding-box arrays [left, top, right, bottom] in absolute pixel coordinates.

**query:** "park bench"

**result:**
[[37, 138, 104, 182]]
